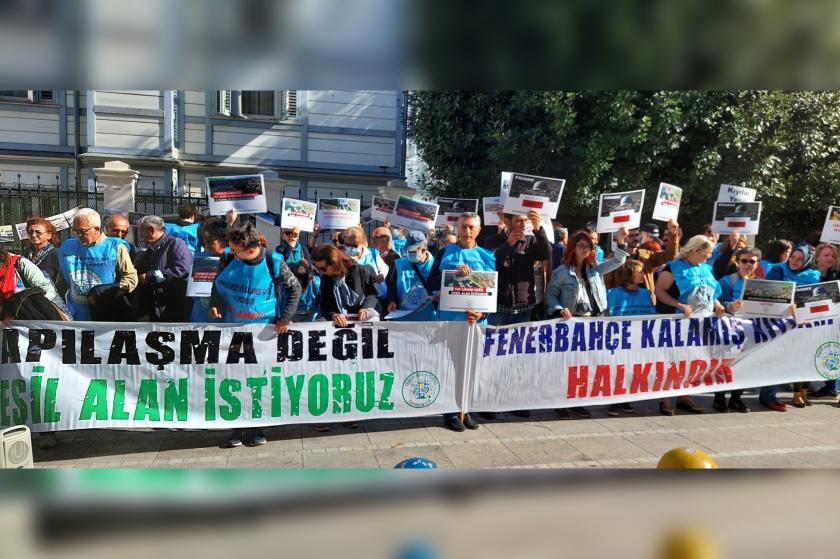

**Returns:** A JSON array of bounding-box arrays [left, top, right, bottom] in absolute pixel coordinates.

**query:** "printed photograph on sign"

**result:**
[[739, 278, 795, 317], [819, 205, 840, 244], [717, 183, 757, 203], [435, 197, 478, 226], [596, 189, 645, 233], [711, 201, 762, 235], [317, 198, 361, 229], [651, 182, 682, 222], [186, 255, 220, 298], [206, 174, 267, 216], [370, 196, 396, 223], [795, 280, 840, 320], [14, 222, 28, 240], [280, 198, 317, 232], [482, 196, 503, 226], [499, 171, 513, 203], [439, 270, 498, 313], [390, 196, 439, 232], [501, 173, 565, 217], [0, 225, 14, 243]]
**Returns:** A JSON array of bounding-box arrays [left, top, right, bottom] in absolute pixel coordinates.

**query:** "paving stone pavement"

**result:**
[[32, 392, 840, 468]]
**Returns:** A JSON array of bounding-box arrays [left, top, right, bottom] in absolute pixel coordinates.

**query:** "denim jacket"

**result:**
[[546, 248, 627, 315]]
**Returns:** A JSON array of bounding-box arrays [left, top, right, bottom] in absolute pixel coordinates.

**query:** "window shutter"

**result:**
[[172, 91, 180, 149], [215, 90, 230, 116], [283, 90, 298, 119], [37, 90, 54, 102]]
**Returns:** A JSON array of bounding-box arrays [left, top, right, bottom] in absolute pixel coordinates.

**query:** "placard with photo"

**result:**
[[819, 205, 840, 244], [651, 182, 682, 222], [711, 201, 762, 235], [390, 196, 439, 232], [439, 270, 498, 314], [739, 278, 796, 317], [0, 225, 14, 243], [317, 198, 361, 230], [280, 198, 317, 232], [794, 280, 840, 320], [186, 255, 220, 298], [718, 184, 757, 203], [596, 189, 645, 233], [501, 172, 565, 217], [482, 196, 504, 226], [435, 197, 478, 227], [370, 196, 397, 223], [206, 174, 267, 216]]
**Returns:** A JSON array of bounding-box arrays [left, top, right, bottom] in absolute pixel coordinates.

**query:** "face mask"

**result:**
[[391, 228, 401, 238], [344, 246, 361, 258], [408, 251, 421, 263]]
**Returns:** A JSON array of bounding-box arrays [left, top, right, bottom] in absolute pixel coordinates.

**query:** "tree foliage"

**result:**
[[408, 91, 840, 241]]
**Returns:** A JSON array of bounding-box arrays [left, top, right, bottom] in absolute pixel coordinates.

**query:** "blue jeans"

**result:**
[[759, 386, 778, 404]]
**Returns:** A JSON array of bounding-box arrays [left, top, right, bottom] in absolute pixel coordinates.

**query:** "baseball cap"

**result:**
[[639, 223, 660, 238], [405, 230, 427, 251]]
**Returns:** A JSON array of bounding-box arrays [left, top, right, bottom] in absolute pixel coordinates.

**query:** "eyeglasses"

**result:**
[[739, 259, 758, 264], [72, 226, 97, 236], [282, 231, 299, 238], [26, 229, 47, 236]]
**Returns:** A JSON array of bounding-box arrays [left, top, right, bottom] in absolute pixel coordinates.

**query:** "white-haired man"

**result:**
[[57, 208, 138, 320]]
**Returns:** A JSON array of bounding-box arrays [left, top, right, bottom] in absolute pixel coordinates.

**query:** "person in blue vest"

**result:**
[[208, 222, 302, 448], [428, 212, 493, 432], [289, 257, 321, 323], [759, 239, 793, 277], [275, 226, 310, 270], [164, 202, 202, 254], [391, 225, 408, 257], [654, 234, 725, 416], [763, 243, 821, 410], [385, 230, 437, 321], [607, 259, 657, 317], [714, 246, 763, 414], [189, 219, 228, 323], [105, 213, 137, 259], [56, 208, 138, 321]]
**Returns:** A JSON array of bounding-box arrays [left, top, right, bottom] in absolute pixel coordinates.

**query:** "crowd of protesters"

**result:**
[[4, 199, 839, 448]]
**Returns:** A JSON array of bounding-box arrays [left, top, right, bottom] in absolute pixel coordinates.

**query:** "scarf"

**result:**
[[0, 253, 20, 302], [332, 275, 358, 315], [277, 241, 302, 268], [26, 242, 55, 266]]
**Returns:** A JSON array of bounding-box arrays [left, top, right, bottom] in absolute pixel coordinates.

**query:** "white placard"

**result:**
[[819, 206, 840, 244], [439, 270, 498, 314], [317, 198, 361, 230], [435, 197, 478, 227], [718, 184, 757, 203], [739, 278, 796, 317], [596, 189, 645, 233], [280, 198, 317, 232], [482, 197, 503, 226], [651, 182, 682, 222], [14, 222, 28, 240], [206, 174, 268, 216], [499, 172, 513, 203], [711, 201, 762, 235], [186, 255, 220, 298], [501, 172, 565, 218], [390, 196, 439, 232], [0, 225, 14, 243], [370, 196, 396, 223], [795, 281, 840, 320], [61, 206, 83, 225], [46, 213, 70, 232]]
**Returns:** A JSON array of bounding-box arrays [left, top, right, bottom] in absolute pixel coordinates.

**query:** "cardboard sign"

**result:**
[[651, 182, 682, 222], [390, 196, 439, 232], [370, 196, 397, 223], [435, 197, 478, 227], [795, 280, 840, 320], [482, 197, 504, 226], [718, 184, 757, 203], [439, 270, 498, 313], [0, 225, 14, 243], [711, 201, 762, 235], [596, 189, 645, 233], [501, 172, 565, 218], [819, 206, 840, 244], [739, 278, 795, 317], [317, 198, 361, 230], [280, 198, 317, 232], [186, 255, 220, 298], [499, 172, 513, 204], [206, 174, 267, 216]]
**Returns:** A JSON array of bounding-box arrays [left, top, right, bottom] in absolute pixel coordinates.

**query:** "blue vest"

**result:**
[[59, 236, 123, 320], [759, 259, 777, 277], [717, 273, 748, 304], [669, 259, 721, 316], [165, 222, 201, 254], [392, 256, 437, 321], [607, 287, 656, 317], [392, 237, 407, 258], [707, 242, 722, 266], [776, 263, 820, 286], [287, 276, 320, 322], [595, 245, 604, 263], [437, 244, 495, 322], [214, 252, 283, 323]]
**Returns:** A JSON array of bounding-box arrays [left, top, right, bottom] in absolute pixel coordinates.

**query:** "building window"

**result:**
[[242, 91, 275, 117], [0, 90, 55, 103], [215, 90, 297, 120]]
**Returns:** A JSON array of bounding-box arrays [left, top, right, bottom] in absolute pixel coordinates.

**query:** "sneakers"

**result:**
[[444, 413, 466, 432], [228, 429, 244, 447], [619, 403, 635, 414], [230, 428, 268, 447], [728, 398, 750, 413], [607, 404, 621, 417], [247, 429, 267, 446]]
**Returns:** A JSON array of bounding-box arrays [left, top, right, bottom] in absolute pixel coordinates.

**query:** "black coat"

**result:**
[[318, 264, 380, 320]]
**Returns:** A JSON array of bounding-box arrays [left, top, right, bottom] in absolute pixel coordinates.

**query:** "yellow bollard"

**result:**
[[657, 447, 718, 469], [657, 528, 721, 559]]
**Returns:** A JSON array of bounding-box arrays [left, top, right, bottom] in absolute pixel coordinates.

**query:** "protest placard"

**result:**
[[795, 280, 840, 320], [370, 196, 396, 223], [439, 270, 498, 313], [14, 222, 28, 240], [186, 255, 220, 298], [0, 225, 14, 243], [739, 278, 796, 317], [651, 182, 682, 222], [711, 201, 762, 235], [206, 174, 268, 216], [501, 172, 565, 217], [280, 198, 317, 232], [390, 196, 439, 232], [819, 206, 840, 244], [499, 172, 513, 203], [596, 189, 645, 233], [718, 184, 757, 203], [435, 197, 478, 227], [317, 198, 361, 229], [482, 197, 504, 226]]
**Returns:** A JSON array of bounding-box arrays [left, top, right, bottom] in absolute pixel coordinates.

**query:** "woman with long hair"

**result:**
[[760, 239, 793, 277], [809, 244, 840, 398], [23, 216, 61, 282]]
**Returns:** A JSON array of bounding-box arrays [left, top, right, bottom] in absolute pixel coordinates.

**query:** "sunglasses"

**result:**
[[26, 229, 47, 236], [739, 259, 757, 264]]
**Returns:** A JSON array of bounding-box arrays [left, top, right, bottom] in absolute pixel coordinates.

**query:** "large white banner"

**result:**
[[0, 321, 469, 432], [471, 315, 840, 412]]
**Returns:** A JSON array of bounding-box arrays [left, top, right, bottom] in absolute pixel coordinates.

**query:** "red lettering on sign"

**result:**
[[612, 214, 631, 223], [567, 365, 589, 399], [522, 199, 544, 209], [728, 220, 747, 228], [810, 304, 830, 313]]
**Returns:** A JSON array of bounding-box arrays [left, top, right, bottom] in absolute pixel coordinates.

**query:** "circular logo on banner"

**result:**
[[69, 269, 103, 303], [402, 371, 440, 408], [814, 342, 840, 380]]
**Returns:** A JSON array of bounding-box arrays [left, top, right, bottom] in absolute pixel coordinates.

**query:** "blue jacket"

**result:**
[[547, 248, 627, 316]]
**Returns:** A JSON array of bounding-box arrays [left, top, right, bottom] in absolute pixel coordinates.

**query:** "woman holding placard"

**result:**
[[712, 232, 750, 280], [763, 244, 820, 409], [809, 244, 840, 398]]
